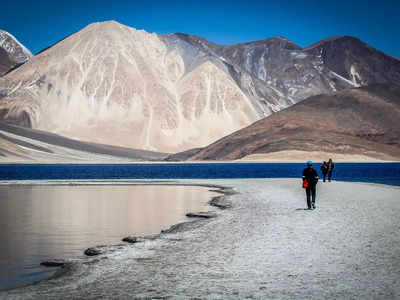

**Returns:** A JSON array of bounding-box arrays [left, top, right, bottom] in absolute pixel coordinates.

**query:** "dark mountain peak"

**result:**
[[228, 36, 302, 51], [302, 35, 400, 86], [303, 35, 364, 51]]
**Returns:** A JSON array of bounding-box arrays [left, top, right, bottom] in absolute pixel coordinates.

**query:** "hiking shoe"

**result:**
[[312, 203, 316, 209]]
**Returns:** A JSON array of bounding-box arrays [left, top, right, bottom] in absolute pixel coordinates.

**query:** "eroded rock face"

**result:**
[[0, 22, 399, 153], [0, 30, 32, 76], [0, 22, 258, 152]]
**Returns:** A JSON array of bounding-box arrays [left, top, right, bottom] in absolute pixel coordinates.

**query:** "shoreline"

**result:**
[[1, 179, 400, 299], [1, 159, 399, 164], [2, 149, 399, 164], [1, 177, 400, 187], [0, 181, 234, 293]]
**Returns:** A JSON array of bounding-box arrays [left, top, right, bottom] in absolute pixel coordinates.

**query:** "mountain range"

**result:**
[[0, 21, 399, 161], [168, 84, 400, 161]]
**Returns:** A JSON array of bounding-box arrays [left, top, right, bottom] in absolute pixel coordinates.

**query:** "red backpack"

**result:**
[[302, 180, 309, 189]]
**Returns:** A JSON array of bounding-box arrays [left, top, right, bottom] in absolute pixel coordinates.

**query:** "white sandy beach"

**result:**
[[237, 150, 400, 162], [1, 178, 400, 299]]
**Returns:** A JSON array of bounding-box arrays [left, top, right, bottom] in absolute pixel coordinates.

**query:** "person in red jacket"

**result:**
[[321, 161, 328, 182], [302, 160, 319, 210]]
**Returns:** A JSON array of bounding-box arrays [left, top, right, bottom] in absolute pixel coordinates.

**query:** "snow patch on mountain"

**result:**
[[0, 30, 32, 62], [350, 65, 362, 87], [330, 71, 359, 87]]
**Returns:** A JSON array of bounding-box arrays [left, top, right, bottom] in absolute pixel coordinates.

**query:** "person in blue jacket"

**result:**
[[302, 160, 319, 210]]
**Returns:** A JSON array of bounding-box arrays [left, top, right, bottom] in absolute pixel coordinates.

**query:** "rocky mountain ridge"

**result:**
[[0, 21, 399, 155], [0, 30, 32, 76]]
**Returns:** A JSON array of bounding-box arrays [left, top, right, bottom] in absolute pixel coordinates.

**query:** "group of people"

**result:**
[[301, 159, 334, 210], [320, 159, 335, 182]]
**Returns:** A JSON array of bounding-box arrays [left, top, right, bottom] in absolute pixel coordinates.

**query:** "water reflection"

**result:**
[[0, 184, 217, 290]]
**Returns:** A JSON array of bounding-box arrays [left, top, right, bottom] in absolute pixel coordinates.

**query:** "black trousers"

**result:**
[[306, 185, 316, 209], [328, 171, 333, 181], [322, 172, 327, 182]]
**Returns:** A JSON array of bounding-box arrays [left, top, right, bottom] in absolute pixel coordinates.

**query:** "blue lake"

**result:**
[[1, 162, 400, 290], [1, 163, 400, 186]]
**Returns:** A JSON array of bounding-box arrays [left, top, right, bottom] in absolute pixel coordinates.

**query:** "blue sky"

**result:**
[[1, 0, 399, 57]]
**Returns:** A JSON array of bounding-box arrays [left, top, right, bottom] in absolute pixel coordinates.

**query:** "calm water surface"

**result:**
[[1, 162, 400, 290], [0, 185, 217, 290], [1, 163, 399, 186]]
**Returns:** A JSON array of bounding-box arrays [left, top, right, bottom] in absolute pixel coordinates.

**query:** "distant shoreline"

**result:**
[[1, 159, 399, 165]]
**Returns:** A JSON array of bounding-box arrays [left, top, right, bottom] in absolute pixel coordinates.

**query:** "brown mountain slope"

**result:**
[[179, 84, 400, 161], [0, 122, 168, 162]]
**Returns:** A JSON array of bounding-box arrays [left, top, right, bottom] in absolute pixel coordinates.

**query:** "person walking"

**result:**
[[302, 160, 319, 210], [321, 161, 328, 182], [327, 158, 334, 182]]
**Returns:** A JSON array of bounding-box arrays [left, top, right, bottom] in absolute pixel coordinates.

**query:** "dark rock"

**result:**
[[122, 236, 139, 243], [40, 259, 67, 267], [209, 196, 232, 209], [161, 222, 194, 234], [84, 247, 104, 256], [186, 211, 217, 218], [122, 235, 157, 243]]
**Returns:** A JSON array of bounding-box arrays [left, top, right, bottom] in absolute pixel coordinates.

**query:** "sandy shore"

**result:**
[[1, 179, 400, 299], [237, 150, 400, 162]]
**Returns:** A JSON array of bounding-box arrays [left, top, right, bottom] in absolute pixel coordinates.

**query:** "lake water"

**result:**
[[1, 163, 400, 186], [1, 162, 400, 290], [0, 184, 217, 291]]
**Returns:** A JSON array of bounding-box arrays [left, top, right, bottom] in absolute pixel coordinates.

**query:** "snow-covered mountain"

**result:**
[[0, 21, 399, 153], [0, 30, 32, 76]]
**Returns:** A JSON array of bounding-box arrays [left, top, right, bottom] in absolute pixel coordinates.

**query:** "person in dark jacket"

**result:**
[[321, 161, 328, 182], [302, 160, 319, 210], [327, 158, 334, 182]]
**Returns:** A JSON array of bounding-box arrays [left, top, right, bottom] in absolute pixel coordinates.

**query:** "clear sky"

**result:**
[[1, 0, 399, 57]]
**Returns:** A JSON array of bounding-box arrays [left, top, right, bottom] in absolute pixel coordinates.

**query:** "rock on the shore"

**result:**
[[40, 259, 67, 267], [186, 211, 217, 218], [209, 195, 232, 209], [122, 236, 140, 243], [84, 246, 105, 256]]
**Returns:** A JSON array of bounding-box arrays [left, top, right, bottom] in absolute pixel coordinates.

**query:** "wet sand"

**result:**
[[1, 179, 400, 299]]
